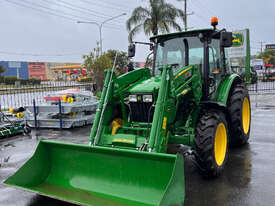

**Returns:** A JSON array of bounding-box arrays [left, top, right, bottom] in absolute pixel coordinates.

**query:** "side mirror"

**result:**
[[220, 32, 233, 47], [128, 43, 136, 57]]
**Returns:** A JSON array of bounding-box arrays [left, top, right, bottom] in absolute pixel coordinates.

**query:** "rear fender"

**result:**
[[216, 74, 242, 105]]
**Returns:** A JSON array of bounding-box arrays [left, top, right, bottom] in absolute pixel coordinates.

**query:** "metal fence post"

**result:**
[[33, 99, 38, 129], [58, 99, 63, 129]]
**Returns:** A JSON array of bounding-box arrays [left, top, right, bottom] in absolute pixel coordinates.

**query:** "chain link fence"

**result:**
[[2, 77, 275, 110], [248, 80, 275, 94], [0, 80, 94, 110]]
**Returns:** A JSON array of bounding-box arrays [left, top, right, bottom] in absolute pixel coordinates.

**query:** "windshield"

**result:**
[[154, 36, 204, 75]]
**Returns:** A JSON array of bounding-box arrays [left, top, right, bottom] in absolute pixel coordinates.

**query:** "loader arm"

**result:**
[[90, 68, 151, 144], [148, 65, 170, 152], [149, 64, 203, 152]]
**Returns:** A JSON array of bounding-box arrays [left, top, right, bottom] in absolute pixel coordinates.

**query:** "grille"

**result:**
[[130, 101, 154, 122]]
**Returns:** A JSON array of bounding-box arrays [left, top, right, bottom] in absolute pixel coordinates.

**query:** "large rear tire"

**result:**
[[194, 111, 229, 178], [228, 84, 251, 146]]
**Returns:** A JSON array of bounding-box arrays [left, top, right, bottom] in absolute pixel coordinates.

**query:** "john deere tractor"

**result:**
[[5, 19, 251, 206]]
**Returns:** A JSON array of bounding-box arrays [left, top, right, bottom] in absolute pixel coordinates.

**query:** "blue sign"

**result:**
[[254, 65, 263, 70], [0, 61, 29, 79]]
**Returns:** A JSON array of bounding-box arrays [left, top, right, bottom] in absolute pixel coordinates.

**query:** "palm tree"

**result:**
[[0, 65, 5, 76], [126, 0, 185, 42], [257, 50, 275, 65]]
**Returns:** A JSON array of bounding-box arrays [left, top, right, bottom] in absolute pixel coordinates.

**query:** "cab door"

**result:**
[[208, 39, 224, 97]]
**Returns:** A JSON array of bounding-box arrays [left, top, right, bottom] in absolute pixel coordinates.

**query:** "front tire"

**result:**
[[228, 84, 251, 146], [194, 111, 229, 178]]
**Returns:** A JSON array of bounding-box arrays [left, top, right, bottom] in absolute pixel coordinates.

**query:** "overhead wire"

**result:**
[[194, 0, 219, 19], [189, 0, 235, 31], [94, 0, 133, 10], [53, 0, 126, 24], [4, 0, 122, 30], [3, 0, 128, 60], [187, 0, 262, 54], [195, 0, 256, 33], [20, 0, 94, 22], [20, 0, 121, 29], [5, 0, 77, 22], [188, 1, 213, 27], [189, 16, 206, 29], [79, 0, 130, 13], [40, 0, 124, 28], [41, 0, 111, 20]]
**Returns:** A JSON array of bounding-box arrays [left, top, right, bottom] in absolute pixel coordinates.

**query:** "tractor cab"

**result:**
[[129, 18, 234, 101], [151, 28, 233, 99]]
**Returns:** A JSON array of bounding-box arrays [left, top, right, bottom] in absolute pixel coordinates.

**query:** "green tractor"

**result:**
[[5, 20, 251, 206]]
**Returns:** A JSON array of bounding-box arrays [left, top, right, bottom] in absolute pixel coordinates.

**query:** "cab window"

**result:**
[[209, 39, 221, 74]]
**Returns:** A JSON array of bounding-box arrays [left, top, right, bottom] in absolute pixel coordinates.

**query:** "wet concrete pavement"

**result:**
[[0, 127, 91, 206], [1, 94, 275, 206]]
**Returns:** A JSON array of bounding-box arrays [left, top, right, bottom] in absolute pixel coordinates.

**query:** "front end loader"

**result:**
[[5, 18, 251, 206]]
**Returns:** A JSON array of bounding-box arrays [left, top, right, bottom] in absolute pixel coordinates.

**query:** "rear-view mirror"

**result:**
[[128, 44, 136, 57], [220, 32, 233, 47]]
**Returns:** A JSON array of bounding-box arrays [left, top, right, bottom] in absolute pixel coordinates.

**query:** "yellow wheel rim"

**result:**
[[16, 112, 24, 118], [242, 97, 250, 135], [214, 123, 227, 166]]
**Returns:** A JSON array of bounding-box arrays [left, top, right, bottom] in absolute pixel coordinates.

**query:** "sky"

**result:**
[[0, 0, 274, 63]]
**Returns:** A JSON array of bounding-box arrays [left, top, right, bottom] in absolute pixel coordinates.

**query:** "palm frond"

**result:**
[[158, 20, 170, 34], [176, 8, 186, 22], [128, 24, 143, 43], [126, 6, 150, 31], [126, 0, 185, 39], [165, 21, 182, 32], [143, 18, 153, 36]]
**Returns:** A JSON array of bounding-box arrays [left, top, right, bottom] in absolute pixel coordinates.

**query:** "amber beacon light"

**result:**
[[211, 16, 218, 29]]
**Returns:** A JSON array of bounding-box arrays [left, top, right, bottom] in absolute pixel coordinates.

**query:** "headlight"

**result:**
[[129, 94, 137, 102], [143, 94, 153, 102]]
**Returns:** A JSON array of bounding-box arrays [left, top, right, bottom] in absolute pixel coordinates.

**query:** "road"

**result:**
[[0, 94, 275, 206]]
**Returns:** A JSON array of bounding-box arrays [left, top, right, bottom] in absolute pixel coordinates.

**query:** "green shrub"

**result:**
[[3, 76, 41, 85], [4, 76, 18, 84], [0, 76, 4, 83], [27, 78, 41, 85]]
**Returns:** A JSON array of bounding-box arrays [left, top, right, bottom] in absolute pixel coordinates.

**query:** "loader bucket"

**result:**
[[4, 140, 185, 206]]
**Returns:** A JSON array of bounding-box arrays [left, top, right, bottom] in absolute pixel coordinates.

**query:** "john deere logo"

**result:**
[[232, 33, 244, 47]]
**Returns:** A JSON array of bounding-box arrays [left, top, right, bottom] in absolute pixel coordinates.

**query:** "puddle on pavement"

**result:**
[[261, 105, 275, 110], [253, 104, 275, 111]]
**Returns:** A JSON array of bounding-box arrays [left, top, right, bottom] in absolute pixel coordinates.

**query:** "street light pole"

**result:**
[[77, 13, 126, 55]]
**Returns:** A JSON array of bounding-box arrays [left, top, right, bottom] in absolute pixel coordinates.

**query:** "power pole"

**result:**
[[182, 0, 194, 31], [259, 41, 266, 53], [184, 0, 187, 31]]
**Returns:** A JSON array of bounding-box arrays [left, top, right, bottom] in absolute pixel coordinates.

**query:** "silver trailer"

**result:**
[[23, 89, 99, 129]]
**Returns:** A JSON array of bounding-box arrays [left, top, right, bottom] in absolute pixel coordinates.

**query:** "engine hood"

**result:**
[[128, 76, 161, 93]]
